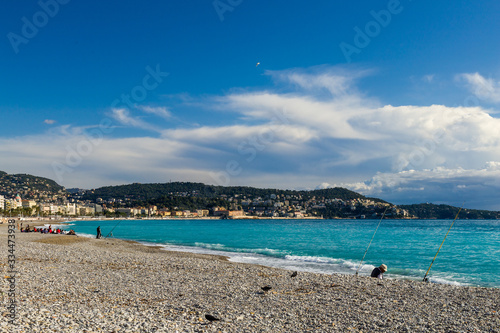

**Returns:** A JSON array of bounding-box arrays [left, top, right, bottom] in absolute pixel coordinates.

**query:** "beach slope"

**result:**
[[1, 227, 499, 332]]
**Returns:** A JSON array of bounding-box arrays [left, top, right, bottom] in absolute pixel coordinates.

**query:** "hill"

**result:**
[[0, 171, 66, 200], [399, 203, 500, 219], [81, 182, 384, 203], [1, 170, 498, 219]]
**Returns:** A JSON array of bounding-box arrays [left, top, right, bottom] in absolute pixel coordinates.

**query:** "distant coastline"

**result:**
[[2, 173, 499, 220]]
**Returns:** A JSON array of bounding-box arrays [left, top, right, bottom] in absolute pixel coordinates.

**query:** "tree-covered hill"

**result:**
[[0, 171, 66, 198], [399, 203, 500, 219], [81, 181, 384, 203]]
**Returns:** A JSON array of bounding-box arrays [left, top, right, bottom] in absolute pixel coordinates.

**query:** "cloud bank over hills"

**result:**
[[3, 67, 500, 209]]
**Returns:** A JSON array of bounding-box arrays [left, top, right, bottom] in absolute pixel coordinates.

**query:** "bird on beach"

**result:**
[[261, 285, 272, 292], [205, 314, 220, 322], [291, 271, 298, 278]]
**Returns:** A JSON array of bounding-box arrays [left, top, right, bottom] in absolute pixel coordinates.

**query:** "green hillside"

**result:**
[[0, 171, 66, 198], [399, 203, 500, 219], [81, 181, 382, 203]]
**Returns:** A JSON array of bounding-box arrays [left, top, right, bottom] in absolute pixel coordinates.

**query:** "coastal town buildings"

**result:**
[[0, 188, 407, 219], [3, 172, 499, 220], [0, 172, 424, 220]]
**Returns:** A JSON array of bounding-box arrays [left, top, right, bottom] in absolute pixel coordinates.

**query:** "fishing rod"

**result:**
[[355, 207, 388, 276], [422, 202, 464, 282], [105, 219, 123, 238]]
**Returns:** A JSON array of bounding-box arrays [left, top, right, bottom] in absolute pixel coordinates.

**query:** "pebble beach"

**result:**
[[1, 224, 499, 332]]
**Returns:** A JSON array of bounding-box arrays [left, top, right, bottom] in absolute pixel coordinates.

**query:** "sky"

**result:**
[[1, 0, 500, 210]]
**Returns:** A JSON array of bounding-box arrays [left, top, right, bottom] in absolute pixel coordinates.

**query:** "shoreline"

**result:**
[[61, 219, 499, 289], [39, 218, 499, 289], [2, 215, 424, 225], [1, 223, 499, 332]]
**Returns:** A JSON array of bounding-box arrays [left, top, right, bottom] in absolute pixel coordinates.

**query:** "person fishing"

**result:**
[[371, 264, 387, 279], [355, 208, 387, 277], [96, 226, 102, 239]]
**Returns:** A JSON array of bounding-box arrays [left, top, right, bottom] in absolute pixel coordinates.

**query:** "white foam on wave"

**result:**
[[193, 242, 290, 257], [106, 240, 473, 287], [44, 223, 75, 228], [159, 243, 244, 258], [75, 232, 96, 239], [427, 275, 467, 286], [194, 242, 229, 251], [153, 242, 366, 275], [285, 255, 338, 264]]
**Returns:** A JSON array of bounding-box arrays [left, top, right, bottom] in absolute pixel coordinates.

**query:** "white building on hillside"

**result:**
[[0, 195, 4, 210]]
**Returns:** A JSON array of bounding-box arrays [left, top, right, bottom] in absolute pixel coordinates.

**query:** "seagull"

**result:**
[[291, 271, 298, 278], [205, 314, 220, 322], [256, 62, 260, 67], [261, 285, 272, 292]]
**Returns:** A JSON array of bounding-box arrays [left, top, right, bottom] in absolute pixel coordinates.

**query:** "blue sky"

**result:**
[[1, 0, 500, 209]]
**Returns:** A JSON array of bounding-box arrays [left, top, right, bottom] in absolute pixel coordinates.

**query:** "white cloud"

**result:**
[[3, 67, 500, 209], [422, 74, 435, 83], [333, 164, 500, 209], [266, 66, 373, 97], [110, 108, 160, 132], [316, 182, 331, 190], [139, 105, 172, 119], [458, 72, 500, 103], [44, 119, 56, 125]]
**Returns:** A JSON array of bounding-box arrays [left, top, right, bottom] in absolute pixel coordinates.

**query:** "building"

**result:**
[[0, 195, 4, 210], [63, 203, 77, 216], [197, 209, 209, 217], [14, 194, 22, 209], [116, 208, 135, 215], [157, 209, 171, 217], [228, 210, 245, 217], [94, 204, 103, 214], [22, 200, 37, 209], [78, 206, 96, 216]]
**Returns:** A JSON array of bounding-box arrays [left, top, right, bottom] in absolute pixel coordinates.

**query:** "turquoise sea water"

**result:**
[[60, 219, 499, 288]]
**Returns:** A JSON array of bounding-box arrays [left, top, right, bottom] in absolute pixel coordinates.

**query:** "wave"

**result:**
[[44, 223, 75, 228], [192, 242, 291, 258], [153, 242, 371, 276], [426, 276, 465, 286], [152, 242, 470, 286], [74, 232, 97, 239]]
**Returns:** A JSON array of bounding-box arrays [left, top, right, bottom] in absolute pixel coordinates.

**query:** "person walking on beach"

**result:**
[[371, 264, 387, 279], [96, 226, 102, 239]]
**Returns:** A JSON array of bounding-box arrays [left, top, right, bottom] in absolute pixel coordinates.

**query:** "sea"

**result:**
[[59, 218, 499, 288]]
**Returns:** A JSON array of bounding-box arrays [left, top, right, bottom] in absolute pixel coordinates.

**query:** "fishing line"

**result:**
[[422, 202, 464, 282], [355, 207, 387, 276]]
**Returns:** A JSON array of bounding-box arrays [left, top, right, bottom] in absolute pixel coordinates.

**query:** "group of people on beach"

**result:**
[[20, 224, 75, 235]]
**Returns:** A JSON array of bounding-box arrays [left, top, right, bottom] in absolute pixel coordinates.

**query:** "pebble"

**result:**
[[1, 230, 499, 332]]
